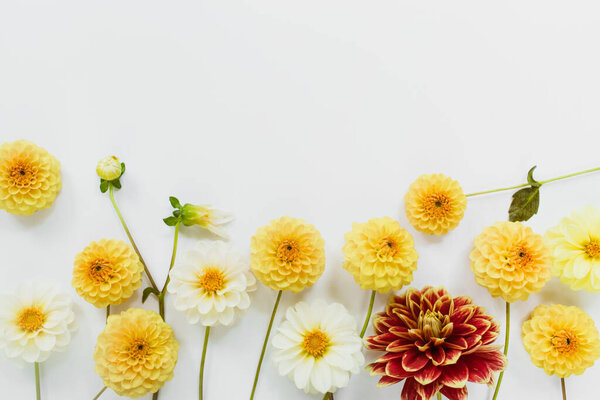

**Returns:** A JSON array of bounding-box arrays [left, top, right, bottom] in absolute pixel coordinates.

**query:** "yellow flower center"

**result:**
[[127, 339, 151, 361], [509, 245, 534, 269], [199, 268, 225, 293], [423, 193, 452, 218], [585, 240, 600, 258], [302, 330, 329, 358], [376, 237, 398, 259], [277, 240, 300, 263], [551, 329, 579, 354], [419, 310, 444, 339], [17, 307, 45, 332], [9, 161, 37, 187], [88, 259, 114, 283]]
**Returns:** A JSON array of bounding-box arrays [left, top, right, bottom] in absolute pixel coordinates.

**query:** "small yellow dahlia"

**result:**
[[250, 216, 325, 293], [94, 308, 179, 398], [72, 239, 144, 308], [470, 221, 551, 302], [545, 205, 600, 292], [0, 139, 61, 215], [404, 174, 467, 235], [342, 217, 418, 293], [96, 156, 122, 181], [522, 304, 600, 377]]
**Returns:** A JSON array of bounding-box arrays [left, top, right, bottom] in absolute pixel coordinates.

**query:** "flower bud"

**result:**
[[96, 156, 122, 181], [180, 203, 233, 239]]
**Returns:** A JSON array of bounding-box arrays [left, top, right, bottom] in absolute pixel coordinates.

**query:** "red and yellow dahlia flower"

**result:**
[[365, 286, 506, 400]]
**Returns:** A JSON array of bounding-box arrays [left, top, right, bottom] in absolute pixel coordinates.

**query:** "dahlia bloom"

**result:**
[[250, 216, 325, 293], [522, 304, 600, 377], [96, 156, 122, 181], [72, 239, 144, 308], [404, 174, 467, 235], [365, 286, 506, 400], [94, 308, 179, 398], [342, 217, 418, 293], [272, 300, 364, 394], [168, 241, 256, 326], [0, 139, 61, 215], [0, 282, 76, 363], [180, 203, 234, 239], [470, 221, 551, 302], [545, 205, 600, 292]]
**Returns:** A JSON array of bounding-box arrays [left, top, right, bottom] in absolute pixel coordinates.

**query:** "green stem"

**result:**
[[561, 378, 567, 400], [34, 362, 41, 400], [106, 305, 110, 321], [437, 393, 442, 400], [491, 302, 510, 400], [92, 387, 107, 400], [466, 166, 600, 197], [199, 326, 210, 400], [158, 222, 180, 321], [108, 185, 159, 292], [249, 290, 283, 400], [360, 290, 377, 338]]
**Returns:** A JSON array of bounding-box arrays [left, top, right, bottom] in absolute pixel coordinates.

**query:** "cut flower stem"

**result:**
[[199, 326, 210, 400], [34, 362, 41, 400], [561, 378, 567, 400], [158, 222, 180, 321], [491, 302, 510, 400], [92, 387, 107, 400]]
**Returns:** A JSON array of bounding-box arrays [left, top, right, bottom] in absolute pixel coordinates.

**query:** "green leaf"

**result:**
[[527, 166, 541, 188], [508, 187, 540, 222], [169, 196, 181, 209], [173, 210, 181, 217], [112, 179, 122, 189], [121, 162, 126, 174], [163, 216, 180, 226], [100, 180, 109, 193], [142, 287, 159, 303]]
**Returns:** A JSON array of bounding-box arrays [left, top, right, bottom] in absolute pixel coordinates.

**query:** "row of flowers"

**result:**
[[0, 139, 599, 400]]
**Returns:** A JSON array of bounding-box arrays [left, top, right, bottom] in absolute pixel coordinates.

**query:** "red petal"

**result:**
[[441, 386, 468, 400], [387, 358, 415, 379], [401, 378, 422, 400], [450, 305, 476, 324], [417, 381, 442, 400], [402, 348, 429, 372], [427, 346, 446, 366], [443, 349, 462, 365], [388, 339, 415, 352], [376, 352, 404, 363], [414, 362, 442, 385], [439, 360, 468, 388], [445, 336, 468, 351], [367, 362, 386, 376], [377, 375, 403, 388], [453, 323, 477, 336]]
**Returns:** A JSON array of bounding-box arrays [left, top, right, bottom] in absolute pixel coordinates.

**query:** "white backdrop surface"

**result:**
[[1, 1, 600, 399]]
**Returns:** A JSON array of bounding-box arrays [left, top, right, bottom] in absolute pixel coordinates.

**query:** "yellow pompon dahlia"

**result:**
[[522, 304, 600, 377], [94, 308, 179, 398], [342, 217, 418, 293], [250, 216, 325, 293], [404, 174, 467, 235], [0, 139, 61, 215], [470, 221, 551, 302], [545, 205, 600, 292], [72, 239, 144, 308]]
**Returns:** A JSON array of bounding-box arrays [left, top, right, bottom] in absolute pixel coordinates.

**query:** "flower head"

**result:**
[[72, 239, 144, 308], [404, 174, 467, 235], [343, 217, 418, 293], [168, 241, 256, 326], [94, 308, 179, 398], [96, 156, 122, 181], [250, 216, 325, 293], [0, 282, 76, 363], [272, 300, 364, 394], [365, 287, 506, 400], [470, 221, 551, 302], [180, 203, 234, 239], [522, 304, 600, 377], [545, 205, 600, 292], [0, 139, 61, 215]]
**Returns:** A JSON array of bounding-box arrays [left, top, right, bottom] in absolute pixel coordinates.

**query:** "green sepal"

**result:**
[[112, 179, 122, 189], [163, 216, 180, 226], [527, 166, 541, 188], [508, 187, 540, 222], [169, 196, 182, 209], [121, 162, 126, 175], [142, 287, 160, 303], [100, 179, 109, 193], [173, 210, 181, 217]]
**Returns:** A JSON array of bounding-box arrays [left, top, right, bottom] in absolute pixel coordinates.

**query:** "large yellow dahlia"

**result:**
[[0, 139, 61, 215], [343, 217, 418, 293], [72, 239, 144, 308], [94, 308, 179, 398], [522, 304, 600, 377], [404, 174, 467, 235], [250, 216, 325, 293], [470, 221, 551, 302], [545, 205, 600, 292]]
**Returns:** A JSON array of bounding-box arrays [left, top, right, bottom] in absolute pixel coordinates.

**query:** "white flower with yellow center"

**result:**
[[0, 282, 76, 363], [272, 300, 364, 394], [168, 241, 256, 326]]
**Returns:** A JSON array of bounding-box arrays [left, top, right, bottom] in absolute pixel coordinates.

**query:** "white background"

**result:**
[[1, 1, 599, 399]]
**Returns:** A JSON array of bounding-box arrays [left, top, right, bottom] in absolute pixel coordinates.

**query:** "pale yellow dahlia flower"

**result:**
[[545, 205, 600, 292], [0, 140, 61, 215], [250, 216, 325, 293], [342, 217, 418, 293], [72, 239, 144, 308], [404, 174, 467, 235], [94, 308, 179, 398], [522, 304, 600, 377], [0, 282, 76, 363], [470, 221, 551, 302], [96, 156, 122, 181]]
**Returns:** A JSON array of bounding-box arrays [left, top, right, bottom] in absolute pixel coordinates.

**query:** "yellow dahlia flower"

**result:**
[[342, 217, 418, 293], [94, 308, 179, 398], [96, 156, 122, 181], [522, 304, 600, 377], [404, 174, 467, 235], [0, 139, 61, 215], [470, 221, 551, 302], [72, 239, 144, 308], [545, 205, 600, 292], [250, 216, 325, 293]]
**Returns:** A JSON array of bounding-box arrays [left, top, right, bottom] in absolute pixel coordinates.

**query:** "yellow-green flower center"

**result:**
[[9, 160, 37, 187], [585, 240, 600, 259], [127, 338, 151, 360], [17, 307, 45, 332], [88, 259, 114, 283], [199, 268, 225, 293], [551, 329, 579, 354], [277, 240, 300, 263], [423, 193, 452, 218], [419, 310, 444, 339], [302, 330, 329, 358]]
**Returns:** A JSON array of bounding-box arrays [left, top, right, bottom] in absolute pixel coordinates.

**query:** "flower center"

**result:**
[[9, 161, 37, 186], [551, 329, 578, 354], [509, 245, 534, 269], [585, 240, 600, 258], [88, 259, 114, 283], [127, 339, 151, 360], [423, 193, 452, 218], [419, 310, 444, 339], [17, 307, 45, 332], [302, 330, 329, 358], [277, 240, 300, 263], [199, 268, 225, 293], [377, 237, 398, 259]]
